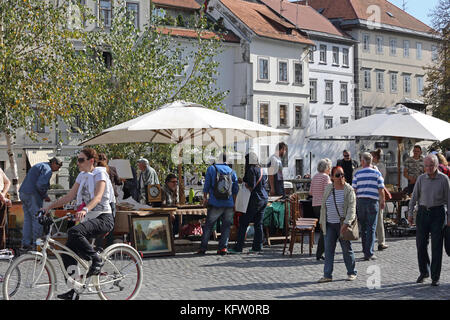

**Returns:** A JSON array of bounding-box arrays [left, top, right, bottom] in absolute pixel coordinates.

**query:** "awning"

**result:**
[[25, 149, 54, 167]]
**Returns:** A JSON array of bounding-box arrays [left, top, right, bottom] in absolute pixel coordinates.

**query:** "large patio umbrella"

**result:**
[[81, 101, 289, 203], [307, 105, 450, 187]]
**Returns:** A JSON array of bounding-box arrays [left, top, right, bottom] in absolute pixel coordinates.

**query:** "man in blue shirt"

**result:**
[[198, 153, 239, 255], [19, 157, 62, 250], [352, 152, 385, 261]]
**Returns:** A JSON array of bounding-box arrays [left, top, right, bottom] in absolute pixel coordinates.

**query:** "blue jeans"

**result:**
[[324, 222, 357, 279], [20, 192, 44, 248], [357, 198, 379, 258], [234, 197, 268, 252], [200, 206, 234, 251], [415, 206, 445, 281]]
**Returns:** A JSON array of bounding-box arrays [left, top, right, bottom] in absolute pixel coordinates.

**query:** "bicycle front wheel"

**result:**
[[95, 245, 143, 300], [3, 254, 55, 300]]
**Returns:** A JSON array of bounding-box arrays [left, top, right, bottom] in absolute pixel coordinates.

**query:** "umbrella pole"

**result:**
[[178, 146, 186, 205], [396, 137, 403, 189]]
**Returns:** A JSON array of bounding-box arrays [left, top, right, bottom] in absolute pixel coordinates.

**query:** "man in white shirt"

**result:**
[[268, 142, 287, 197]]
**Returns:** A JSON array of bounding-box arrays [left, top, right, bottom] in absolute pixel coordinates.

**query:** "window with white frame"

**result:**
[[403, 75, 411, 93], [332, 46, 339, 65], [293, 61, 303, 85], [319, 44, 327, 63], [390, 72, 398, 93], [324, 117, 333, 129], [340, 117, 349, 124], [126, 2, 139, 29], [390, 38, 397, 55], [417, 76, 424, 96], [376, 36, 383, 54], [363, 69, 371, 89], [279, 103, 288, 127], [376, 71, 384, 92], [309, 46, 315, 63], [340, 82, 348, 104], [259, 102, 269, 125], [325, 81, 333, 103], [416, 42, 422, 59], [99, 0, 112, 27], [294, 104, 303, 128], [403, 40, 410, 57], [363, 34, 370, 51], [278, 60, 288, 83], [310, 80, 317, 102], [431, 45, 438, 61], [342, 48, 349, 67], [258, 57, 269, 81]]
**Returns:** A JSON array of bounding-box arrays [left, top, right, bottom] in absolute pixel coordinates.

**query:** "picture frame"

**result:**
[[128, 213, 175, 257]]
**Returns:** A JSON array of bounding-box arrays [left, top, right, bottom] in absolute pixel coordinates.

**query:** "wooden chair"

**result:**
[[282, 193, 318, 257]]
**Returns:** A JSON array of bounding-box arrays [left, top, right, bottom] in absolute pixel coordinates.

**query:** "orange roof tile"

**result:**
[[219, 0, 314, 45], [152, 0, 201, 10], [261, 0, 349, 38], [157, 26, 241, 43], [305, 0, 433, 33]]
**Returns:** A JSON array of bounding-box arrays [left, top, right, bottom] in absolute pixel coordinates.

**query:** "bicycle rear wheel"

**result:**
[[95, 245, 143, 300], [3, 254, 55, 300]]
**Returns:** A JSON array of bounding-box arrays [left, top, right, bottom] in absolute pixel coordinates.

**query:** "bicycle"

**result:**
[[2, 210, 143, 300]]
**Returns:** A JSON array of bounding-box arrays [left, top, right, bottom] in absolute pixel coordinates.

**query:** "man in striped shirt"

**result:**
[[352, 152, 385, 261]]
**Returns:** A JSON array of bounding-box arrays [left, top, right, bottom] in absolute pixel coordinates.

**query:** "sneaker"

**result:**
[[57, 289, 80, 300], [318, 277, 332, 283], [227, 248, 242, 255], [217, 248, 228, 255], [347, 274, 357, 281]]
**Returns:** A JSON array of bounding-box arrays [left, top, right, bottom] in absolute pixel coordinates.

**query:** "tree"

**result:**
[[0, 0, 96, 198], [423, 0, 450, 150]]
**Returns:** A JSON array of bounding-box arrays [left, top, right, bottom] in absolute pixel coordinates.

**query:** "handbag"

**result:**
[[234, 168, 263, 214], [332, 187, 359, 241]]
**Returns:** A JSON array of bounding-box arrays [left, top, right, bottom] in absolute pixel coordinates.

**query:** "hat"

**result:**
[[49, 157, 63, 166]]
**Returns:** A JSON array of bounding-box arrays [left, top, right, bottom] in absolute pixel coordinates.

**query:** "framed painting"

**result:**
[[128, 214, 175, 257]]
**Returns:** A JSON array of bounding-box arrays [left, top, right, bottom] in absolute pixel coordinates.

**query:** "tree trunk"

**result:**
[[5, 132, 20, 201]]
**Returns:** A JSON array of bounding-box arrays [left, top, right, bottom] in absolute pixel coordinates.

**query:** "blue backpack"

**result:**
[[212, 164, 233, 200]]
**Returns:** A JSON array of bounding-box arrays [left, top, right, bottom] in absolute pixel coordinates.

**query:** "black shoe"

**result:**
[[57, 289, 79, 300], [363, 255, 377, 261], [378, 244, 389, 251], [416, 274, 430, 283], [316, 256, 325, 261], [431, 280, 440, 286], [87, 255, 104, 277], [195, 249, 206, 255]]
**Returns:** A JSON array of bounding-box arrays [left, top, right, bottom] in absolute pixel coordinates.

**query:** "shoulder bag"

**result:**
[[235, 168, 263, 214], [332, 187, 359, 241]]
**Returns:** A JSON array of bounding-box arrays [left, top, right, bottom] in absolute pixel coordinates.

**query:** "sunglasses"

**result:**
[[77, 157, 88, 163], [343, 154, 350, 158], [169, 180, 178, 184], [334, 173, 345, 178]]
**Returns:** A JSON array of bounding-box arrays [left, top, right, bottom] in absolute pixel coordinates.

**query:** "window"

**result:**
[[278, 60, 288, 83], [363, 107, 372, 117], [431, 45, 438, 61], [417, 76, 424, 96], [259, 102, 269, 125], [363, 69, 371, 90], [319, 44, 327, 63], [376, 71, 384, 92], [403, 40, 410, 57], [293, 62, 303, 85], [102, 51, 112, 68], [279, 104, 288, 127], [99, 0, 112, 27], [294, 104, 303, 128], [340, 82, 348, 104], [34, 110, 45, 133], [258, 57, 269, 81], [390, 38, 397, 55], [332, 46, 339, 65], [340, 117, 349, 124], [310, 80, 317, 102], [126, 2, 139, 29], [342, 48, 349, 67], [295, 159, 303, 177], [309, 47, 314, 63], [324, 117, 333, 129], [376, 36, 383, 54], [325, 81, 333, 103], [390, 73, 398, 93], [403, 75, 411, 93], [71, 114, 85, 133], [416, 42, 422, 59], [363, 34, 370, 51]]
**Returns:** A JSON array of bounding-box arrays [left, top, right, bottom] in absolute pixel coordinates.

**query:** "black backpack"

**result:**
[[212, 164, 233, 200]]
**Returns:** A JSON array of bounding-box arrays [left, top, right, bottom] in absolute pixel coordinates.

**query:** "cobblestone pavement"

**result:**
[[2, 234, 450, 300]]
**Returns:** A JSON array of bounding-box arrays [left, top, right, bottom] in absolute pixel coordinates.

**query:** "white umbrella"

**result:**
[[308, 105, 450, 186], [81, 101, 289, 203]]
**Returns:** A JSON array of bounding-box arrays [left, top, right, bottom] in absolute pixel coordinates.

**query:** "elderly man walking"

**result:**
[[352, 152, 385, 261], [408, 154, 450, 286]]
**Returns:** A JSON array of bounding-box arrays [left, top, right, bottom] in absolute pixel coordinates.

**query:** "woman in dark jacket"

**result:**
[[230, 152, 268, 253]]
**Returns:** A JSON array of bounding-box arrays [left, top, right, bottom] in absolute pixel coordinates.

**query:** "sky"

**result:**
[[388, 0, 440, 27]]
